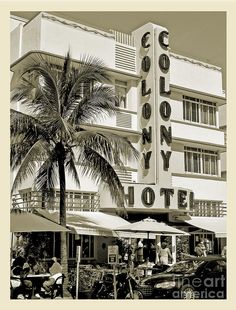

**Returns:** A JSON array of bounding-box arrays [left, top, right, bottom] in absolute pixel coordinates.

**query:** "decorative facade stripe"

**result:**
[[42, 12, 115, 39], [170, 52, 222, 72]]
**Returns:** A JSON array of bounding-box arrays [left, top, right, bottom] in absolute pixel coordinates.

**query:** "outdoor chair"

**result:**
[[50, 274, 65, 299], [10, 276, 32, 299], [10, 277, 20, 299]]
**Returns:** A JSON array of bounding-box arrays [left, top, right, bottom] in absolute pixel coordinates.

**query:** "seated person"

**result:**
[[27, 255, 46, 298], [27, 255, 45, 274], [11, 255, 32, 299], [42, 257, 62, 293]]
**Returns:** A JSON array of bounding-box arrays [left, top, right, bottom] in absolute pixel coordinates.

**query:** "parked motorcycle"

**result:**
[[117, 272, 143, 299], [90, 273, 114, 299], [91, 271, 142, 299]]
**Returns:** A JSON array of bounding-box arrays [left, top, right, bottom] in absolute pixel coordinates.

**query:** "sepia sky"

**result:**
[[12, 11, 226, 89]]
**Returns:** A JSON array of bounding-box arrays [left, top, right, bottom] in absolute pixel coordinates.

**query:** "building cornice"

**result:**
[[172, 137, 226, 152], [170, 84, 226, 105], [170, 52, 222, 72], [11, 50, 141, 81], [172, 173, 226, 182], [42, 12, 115, 39], [11, 14, 28, 24], [171, 119, 223, 132]]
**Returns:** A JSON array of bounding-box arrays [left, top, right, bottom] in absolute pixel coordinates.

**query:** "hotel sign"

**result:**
[[130, 24, 194, 211], [124, 184, 194, 211], [139, 28, 172, 184]]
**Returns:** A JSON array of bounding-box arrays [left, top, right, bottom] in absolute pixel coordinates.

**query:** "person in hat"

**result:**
[[42, 257, 62, 293]]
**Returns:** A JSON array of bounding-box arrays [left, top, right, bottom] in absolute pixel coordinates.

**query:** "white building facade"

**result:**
[[10, 13, 226, 264]]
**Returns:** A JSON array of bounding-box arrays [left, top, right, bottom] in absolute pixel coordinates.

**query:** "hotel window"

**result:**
[[67, 234, 95, 259], [184, 147, 218, 176], [183, 96, 217, 126], [81, 235, 95, 259], [115, 80, 128, 109]]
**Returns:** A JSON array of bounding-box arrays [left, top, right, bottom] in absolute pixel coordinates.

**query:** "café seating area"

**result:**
[[10, 273, 65, 299]]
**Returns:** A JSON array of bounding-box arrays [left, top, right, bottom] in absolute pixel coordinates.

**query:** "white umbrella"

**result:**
[[115, 217, 188, 239]]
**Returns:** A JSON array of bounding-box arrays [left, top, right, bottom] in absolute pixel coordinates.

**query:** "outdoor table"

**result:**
[[26, 273, 50, 297], [26, 273, 51, 279]]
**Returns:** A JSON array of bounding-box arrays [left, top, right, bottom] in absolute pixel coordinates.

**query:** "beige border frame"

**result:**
[[1, 1, 235, 309]]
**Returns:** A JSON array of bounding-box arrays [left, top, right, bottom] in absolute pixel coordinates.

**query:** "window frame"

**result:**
[[183, 95, 217, 127], [184, 146, 219, 176], [115, 79, 128, 109], [81, 235, 95, 260]]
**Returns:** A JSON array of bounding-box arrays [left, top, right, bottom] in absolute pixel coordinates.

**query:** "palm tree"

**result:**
[[11, 52, 139, 288]]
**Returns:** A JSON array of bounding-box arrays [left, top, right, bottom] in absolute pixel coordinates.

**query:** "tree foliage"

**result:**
[[11, 52, 138, 210], [11, 52, 139, 283]]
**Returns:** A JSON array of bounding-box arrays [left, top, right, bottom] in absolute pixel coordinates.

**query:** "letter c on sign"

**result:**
[[141, 32, 151, 48], [159, 31, 169, 50]]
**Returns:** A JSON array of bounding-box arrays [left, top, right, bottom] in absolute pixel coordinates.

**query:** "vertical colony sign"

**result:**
[[121, 24, 194, 211], [134, 24, 172, 188]]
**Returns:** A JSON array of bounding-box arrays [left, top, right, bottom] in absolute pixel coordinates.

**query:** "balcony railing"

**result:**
[[11, 189, 100, 212], [192, 200, 226, 217]]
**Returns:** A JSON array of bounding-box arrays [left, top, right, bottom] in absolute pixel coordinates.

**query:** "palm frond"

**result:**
[[34, 151, 58, 191], [72, 130, 139, 167], [10, 109, 53, 169], [11, 109, 49, 138], [60, 51, 73, 110], [65, 149, 80, 188], [66, 55, 111, 105], [79, 146, 126, 211], [14, 53, 61, 111], [11, 67, 60, 122], [68, 85, 117, 125], [97, 131, 140, 163], [11, 138, 36, 169], [11, 78, 36, 104], [25, 66, 60, 111], [72, 130, 114, 162], [11, 51, 138, 219], [11, 139, 51, 194]]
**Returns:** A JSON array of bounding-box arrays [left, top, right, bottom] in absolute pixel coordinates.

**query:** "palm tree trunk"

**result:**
[[56, 142, 69, 295], [41, 189, 46, 209]]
